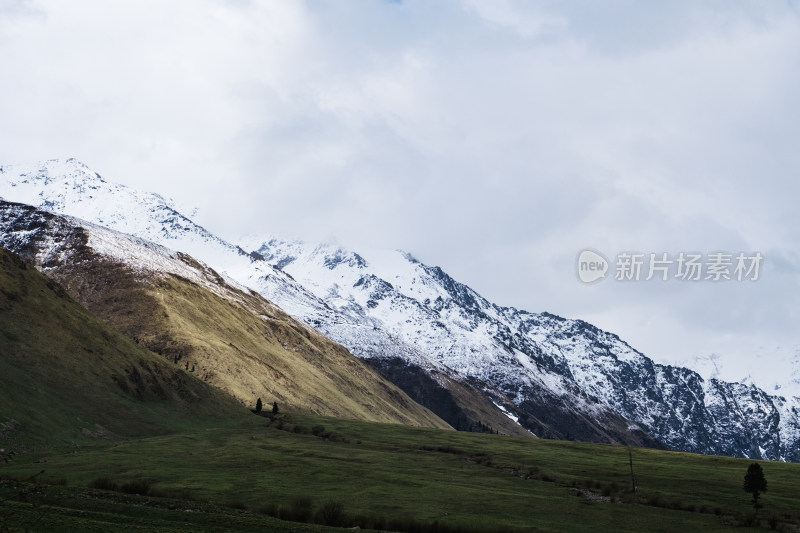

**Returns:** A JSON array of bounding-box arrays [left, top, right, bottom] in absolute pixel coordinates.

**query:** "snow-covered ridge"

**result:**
[[250, 236, 800, 459], [0, 159, 483, 404], [1, 158, 235, 263], [0, 200, 252, 304], [3, 158, 799, 460]]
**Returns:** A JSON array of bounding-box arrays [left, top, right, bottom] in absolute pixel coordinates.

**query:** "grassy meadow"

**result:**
[[2, 411, 799, 532]]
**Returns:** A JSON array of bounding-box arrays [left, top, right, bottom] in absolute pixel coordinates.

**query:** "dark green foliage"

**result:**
[[282, 495, 313, 522], [744, 462, 768, 509], [769, 514, 779, 530], [255, 398, 262, 413], [120, 479, 152, 496], [272, 401, 279, 415], [225, 499, 248, 510], [88, 477, 118, 491], [739, 512, 758, 527], [315, 500, 345, 526]]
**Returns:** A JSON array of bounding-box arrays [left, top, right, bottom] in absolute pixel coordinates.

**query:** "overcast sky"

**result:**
[[2, 0, 799, 390]]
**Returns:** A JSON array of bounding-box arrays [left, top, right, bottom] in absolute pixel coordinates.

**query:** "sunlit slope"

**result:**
[[0, 201, 449, 429], [0, 247, 246, 448]]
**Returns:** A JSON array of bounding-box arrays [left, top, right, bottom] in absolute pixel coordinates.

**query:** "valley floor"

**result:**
[[2, 412, 799, 532]]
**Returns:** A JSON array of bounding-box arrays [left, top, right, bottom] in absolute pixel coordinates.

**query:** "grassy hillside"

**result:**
[[0, 200, 448, 429], [45, 251, 449, 429], [0, 248, 246, 450], [2, 412, 799, 532]]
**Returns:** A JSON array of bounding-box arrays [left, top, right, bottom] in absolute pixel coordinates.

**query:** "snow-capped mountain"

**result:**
[[679, 348, 800, 399], [2, 158, 799, 460], [242, 238, 800, 461], [0, 199, 452, 428], [0, 159, 530, 437]]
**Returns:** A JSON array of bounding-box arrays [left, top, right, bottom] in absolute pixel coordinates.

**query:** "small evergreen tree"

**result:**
[[272, 401, 279, 415], [744, 462, 767, 510], [255, 398, 262, 413]]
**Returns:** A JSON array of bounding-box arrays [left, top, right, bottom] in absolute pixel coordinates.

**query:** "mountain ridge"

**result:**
[[0, 199, 450, 429], [2, 158, 798, 460]]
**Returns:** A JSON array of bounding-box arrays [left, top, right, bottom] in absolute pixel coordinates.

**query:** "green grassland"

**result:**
[[3, 412, 799, 532], [3, 247, 799, 532]]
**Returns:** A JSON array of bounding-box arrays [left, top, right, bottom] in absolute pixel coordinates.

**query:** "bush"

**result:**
[[120, 479, 152, 496], [315, 500, 346, 526], [225, 499, 248, 510], [282, 495, 314, 522], [645, 492, 664, 507], [258, 503, 279, 517], [311, 425, 326, 436], [768, 515, 779, 530], [88, 477, 118, 491], [739, 512, 757, 527]]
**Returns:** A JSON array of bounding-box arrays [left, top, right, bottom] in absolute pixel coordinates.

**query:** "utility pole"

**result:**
[[628, 447, 637, 494]]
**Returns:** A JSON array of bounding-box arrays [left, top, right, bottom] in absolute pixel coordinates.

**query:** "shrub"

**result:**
[[120, 479, 152, 496], [225, 499, 248, 510], [258, 503, 279, 517], [739, 512, 758, 527], [88, 477, 118, 491], [315, 500, 346, 526], [645, 492, 663, 507], [768, 515, 779, 530], [283, 495, 314, 522]]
